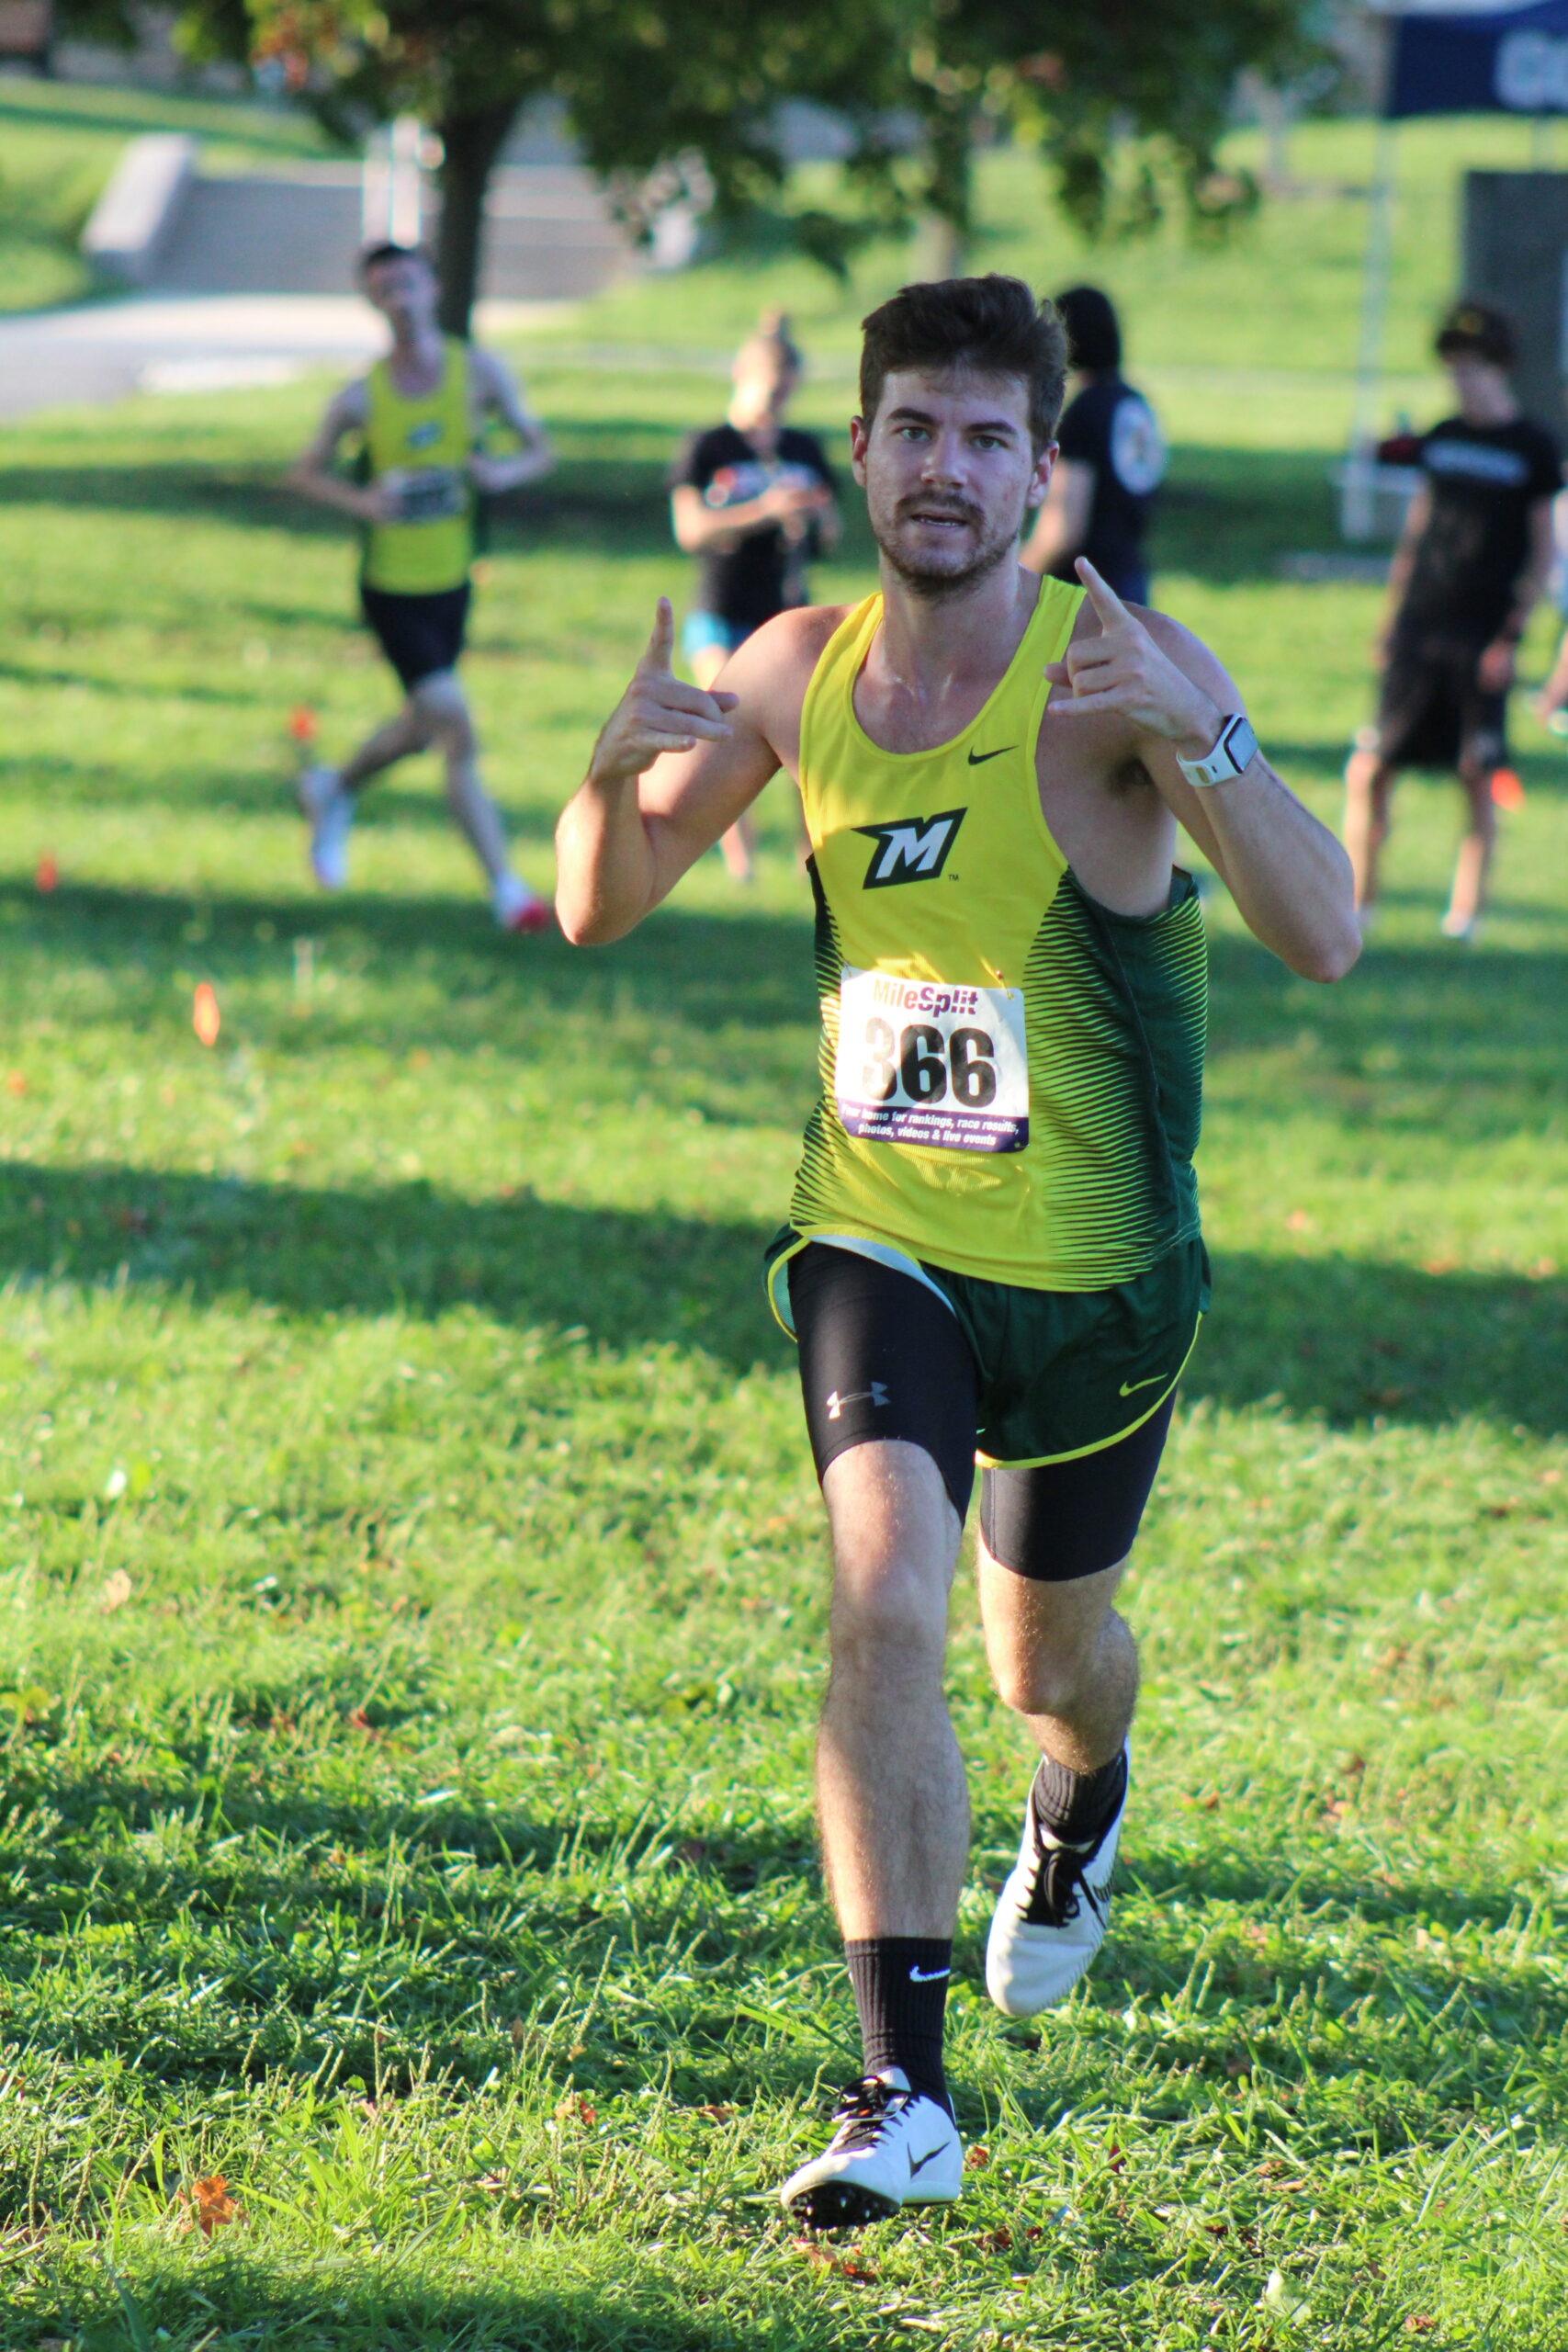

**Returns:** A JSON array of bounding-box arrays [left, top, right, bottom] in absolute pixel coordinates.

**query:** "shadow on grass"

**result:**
[[0, 1159, 782, 1374], [2, 1151, 1563, 1431], [0, 437, 1317, 587], [32, 2257, 865, 2352], [6, 1752, 1561, 2155]]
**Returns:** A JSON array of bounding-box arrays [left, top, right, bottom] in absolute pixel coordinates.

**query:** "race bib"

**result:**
[[385, 466, 467, 523], [834, 967, 1029, 1153]]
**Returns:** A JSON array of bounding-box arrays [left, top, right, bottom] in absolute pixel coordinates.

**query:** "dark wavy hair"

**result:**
[[859, 276, 1069, 454]]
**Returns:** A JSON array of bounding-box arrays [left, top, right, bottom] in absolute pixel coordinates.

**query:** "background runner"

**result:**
[[288, 241, 555, 932]]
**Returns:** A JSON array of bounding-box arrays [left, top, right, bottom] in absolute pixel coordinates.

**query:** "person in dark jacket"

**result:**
[[1021, 286, 1165, 605]]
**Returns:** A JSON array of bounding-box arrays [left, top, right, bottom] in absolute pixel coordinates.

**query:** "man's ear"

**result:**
[[849, 414, 871, 482], [1023, 441, 1058, 513]]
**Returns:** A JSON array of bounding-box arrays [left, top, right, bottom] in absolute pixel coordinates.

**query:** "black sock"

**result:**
[[1033, 1746, 1126, 1846], [844, 1938, 952, 2113]]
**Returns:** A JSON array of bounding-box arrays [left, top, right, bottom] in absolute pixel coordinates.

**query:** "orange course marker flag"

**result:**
[[288, 706, 318, 742], [36, 854, 58, 892], [193, 983, 220, 1047], [1491, 767, 1525, 809]]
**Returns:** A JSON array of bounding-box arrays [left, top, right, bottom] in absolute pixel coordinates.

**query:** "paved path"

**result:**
[[0, 293, 576, 421]]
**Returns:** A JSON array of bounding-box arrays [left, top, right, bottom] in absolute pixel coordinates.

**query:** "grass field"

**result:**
[[3, 107, 1568, 2352]]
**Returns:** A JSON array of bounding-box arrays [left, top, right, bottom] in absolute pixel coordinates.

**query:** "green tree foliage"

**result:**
[[57, 0, 1327, 332]]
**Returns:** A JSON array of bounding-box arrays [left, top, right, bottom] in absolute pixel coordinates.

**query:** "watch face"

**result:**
[[1224, 717, 1258, 773]]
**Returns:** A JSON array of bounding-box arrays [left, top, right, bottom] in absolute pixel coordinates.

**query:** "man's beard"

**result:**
[[867, 484, 1028, 600]]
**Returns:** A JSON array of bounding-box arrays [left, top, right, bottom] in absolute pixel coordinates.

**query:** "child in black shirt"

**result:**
[[668, 314, 838, 879], [1345, 300, 1560, 939]]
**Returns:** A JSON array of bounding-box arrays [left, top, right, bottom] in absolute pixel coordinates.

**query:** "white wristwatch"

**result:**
[[1176, 712, 1258, 789]]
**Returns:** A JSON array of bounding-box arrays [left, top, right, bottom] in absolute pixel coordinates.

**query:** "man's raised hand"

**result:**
[[1045, 559, 1224, 753], [588, 598, 739, 789]]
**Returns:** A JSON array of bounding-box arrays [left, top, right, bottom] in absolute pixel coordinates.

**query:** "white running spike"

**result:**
[[985, 1743, 1128, 2018], [780, 2069, 962, 2230]]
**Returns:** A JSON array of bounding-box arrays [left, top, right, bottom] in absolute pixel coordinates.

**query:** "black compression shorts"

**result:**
[[786, 1241, 1180, 1582], [360, 580, 471, 692]]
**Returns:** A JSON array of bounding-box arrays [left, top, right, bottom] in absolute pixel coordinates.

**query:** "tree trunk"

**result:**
[[920, 100, 973, 282], [434, 101, 521, 339]]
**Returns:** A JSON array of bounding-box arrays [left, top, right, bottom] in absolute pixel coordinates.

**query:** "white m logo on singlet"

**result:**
[[854, 808, 966, 888]]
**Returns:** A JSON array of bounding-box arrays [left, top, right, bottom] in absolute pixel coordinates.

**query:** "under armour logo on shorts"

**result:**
[[825, 1383, 889, 1420]]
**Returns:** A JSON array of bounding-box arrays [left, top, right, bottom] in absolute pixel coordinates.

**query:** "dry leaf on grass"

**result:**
[[177, 2174, 243, 2235], [99, 1569, 133, 1612], [790, 2238, 878, 2282]]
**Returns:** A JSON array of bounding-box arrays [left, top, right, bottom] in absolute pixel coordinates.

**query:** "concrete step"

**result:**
[[142, 163, 631, 301]]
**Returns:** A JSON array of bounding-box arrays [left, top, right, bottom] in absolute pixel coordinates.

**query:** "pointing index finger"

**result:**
[[1075, 557, 1133, 629], [642, 596, 676, 674]]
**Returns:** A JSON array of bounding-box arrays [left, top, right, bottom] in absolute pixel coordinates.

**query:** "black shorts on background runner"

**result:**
[[360, 580, 471, 690], [784, 1240, 1196, 1582], [1373, 639, 1506, 772]]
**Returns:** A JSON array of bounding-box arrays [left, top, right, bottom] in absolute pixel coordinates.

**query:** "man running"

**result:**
[[556, 276, 1359, 2228], [288, 241, 555, 931], [1343, 300, 1559, 941]]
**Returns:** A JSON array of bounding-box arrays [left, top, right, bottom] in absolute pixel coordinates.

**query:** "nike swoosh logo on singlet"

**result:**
[[966, 744, 1017, 765], [1119, 1373, 1169, 1396]]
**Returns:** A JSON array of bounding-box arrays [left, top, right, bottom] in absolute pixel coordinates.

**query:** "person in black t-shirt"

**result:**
[[669, 312, 839, 879], [1345, 300, 1561, 940], [1021, 286, 1165, 605]]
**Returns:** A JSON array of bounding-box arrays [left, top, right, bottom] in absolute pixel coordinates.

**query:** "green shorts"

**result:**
[[766, 1228, 1208, 1468]]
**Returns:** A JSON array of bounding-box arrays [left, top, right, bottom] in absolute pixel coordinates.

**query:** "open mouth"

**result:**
[[907, 510, 975, 530]]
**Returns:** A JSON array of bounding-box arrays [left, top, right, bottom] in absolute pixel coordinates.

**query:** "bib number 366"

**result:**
[[835, 967, 1029, 1153]]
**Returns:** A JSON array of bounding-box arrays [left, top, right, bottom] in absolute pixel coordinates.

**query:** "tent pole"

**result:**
[[1343, 115, 1398, 540]]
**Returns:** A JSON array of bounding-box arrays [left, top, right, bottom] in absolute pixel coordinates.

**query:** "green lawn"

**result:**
[[3, 120, 1568, 2352]]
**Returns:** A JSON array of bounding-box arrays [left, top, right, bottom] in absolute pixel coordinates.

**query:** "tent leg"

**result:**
[[1343, 117, 1398, 541]]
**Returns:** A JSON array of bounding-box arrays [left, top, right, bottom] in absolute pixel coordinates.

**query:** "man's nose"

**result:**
[[919, 432, 966, 483]]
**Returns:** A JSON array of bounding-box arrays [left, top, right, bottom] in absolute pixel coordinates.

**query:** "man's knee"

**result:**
[[981, 1564, 1127, 1718], [1345, 749, 1392, 814], [830, 1559, 946, 1678], [990, 1641, 1097, 1721], [412, 673, 473, 752], [1459, 758, 1499, 827]]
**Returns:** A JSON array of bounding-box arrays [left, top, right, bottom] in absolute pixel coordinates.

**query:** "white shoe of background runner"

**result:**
[[492, 871, 553, 934], [986, 1743, 1128, 2017], [780, 2067, 962, 2229], [298, 765, 352, 892]]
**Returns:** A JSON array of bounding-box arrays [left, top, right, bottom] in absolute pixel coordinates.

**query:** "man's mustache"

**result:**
[[895, 496, 985, 526]]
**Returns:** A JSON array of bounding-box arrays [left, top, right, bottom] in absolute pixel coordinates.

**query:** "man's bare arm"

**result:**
[[469, 348, 554, 494], [556, 601, 808, 944], [1052, 561, 1360, 983], [1374, 482, 1428, 657], [671, 478, 831, 554], [1020, 459, 1093, 578], [287, 380, 384, 524], [1477, 493, 1557, 691]]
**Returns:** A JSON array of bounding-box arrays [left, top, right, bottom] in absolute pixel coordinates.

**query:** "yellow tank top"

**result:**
[[788, 580, 1207, 1292], [362, 338, 473, 594]]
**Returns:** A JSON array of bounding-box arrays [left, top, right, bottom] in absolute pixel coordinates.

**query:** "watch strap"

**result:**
[[1177, 712, 1258, 788]]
